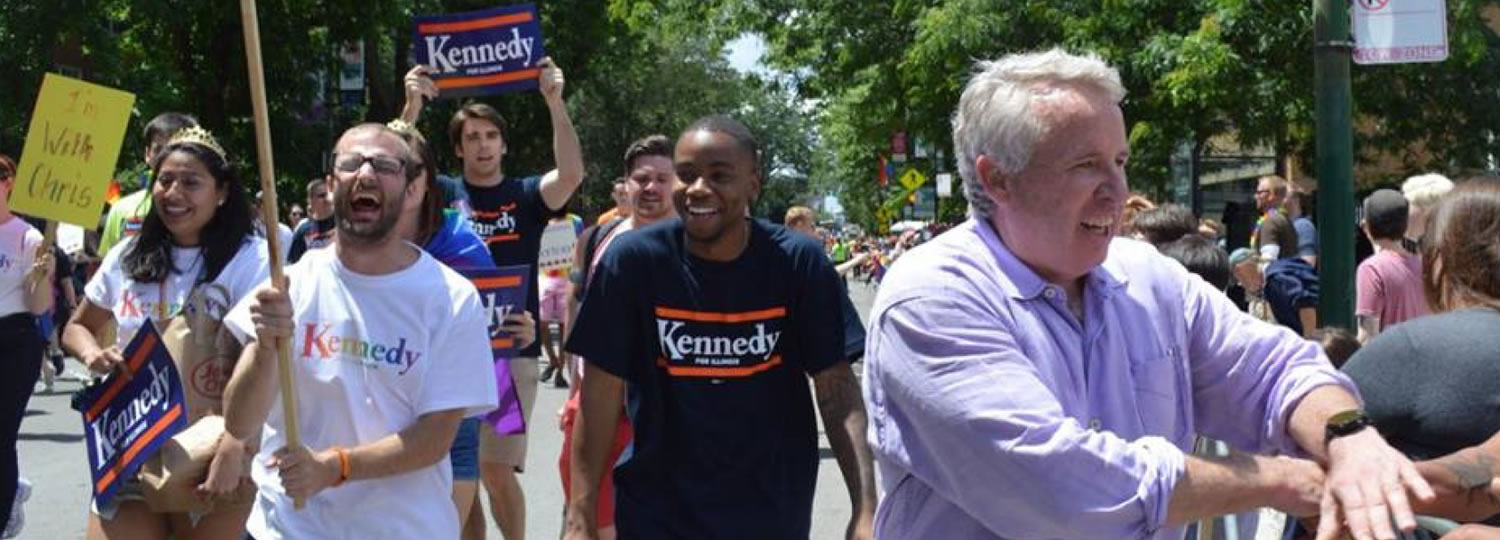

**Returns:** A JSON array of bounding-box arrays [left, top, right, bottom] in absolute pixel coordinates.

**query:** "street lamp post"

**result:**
[[1314, 0, 1357, 330]]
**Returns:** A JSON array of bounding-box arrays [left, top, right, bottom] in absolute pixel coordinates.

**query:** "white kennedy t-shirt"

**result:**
[[0, 217, 43, 317], [85, 236, 270, 349], [223, 246, 498, 540]]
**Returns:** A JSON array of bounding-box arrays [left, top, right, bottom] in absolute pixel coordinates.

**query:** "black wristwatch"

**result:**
[[1325, 409, 1372, 446]]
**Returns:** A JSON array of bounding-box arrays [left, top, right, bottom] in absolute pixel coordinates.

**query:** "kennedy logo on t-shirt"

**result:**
[[301, 323, 424, 375], [119, 290, 181, 321], [653, 306, 786, 378], [469, 202, 520, 245]]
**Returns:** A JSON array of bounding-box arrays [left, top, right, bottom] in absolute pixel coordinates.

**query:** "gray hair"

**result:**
[[952, 49, 1126, 219], [1401, 173, 1454, 211]]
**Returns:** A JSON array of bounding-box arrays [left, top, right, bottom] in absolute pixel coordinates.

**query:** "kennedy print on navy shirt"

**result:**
[[654, 306, 787, 378]]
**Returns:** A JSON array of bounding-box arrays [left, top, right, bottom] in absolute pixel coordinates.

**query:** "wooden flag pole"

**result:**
[[238, 0, 304, 510]]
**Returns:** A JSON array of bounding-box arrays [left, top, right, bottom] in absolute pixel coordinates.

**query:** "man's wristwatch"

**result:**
[[1325, 409, 1372, 446]]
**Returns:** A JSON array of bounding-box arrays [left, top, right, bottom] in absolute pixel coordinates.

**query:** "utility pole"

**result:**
[[1314, 0, 1356, 330]]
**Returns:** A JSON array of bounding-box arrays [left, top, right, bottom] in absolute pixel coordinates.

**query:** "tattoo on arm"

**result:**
[[1443, 452, 1498, 507], [813, 364, 878, 511]]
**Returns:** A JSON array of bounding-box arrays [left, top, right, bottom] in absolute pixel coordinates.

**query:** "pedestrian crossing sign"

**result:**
[[898, 168, 927, 191]]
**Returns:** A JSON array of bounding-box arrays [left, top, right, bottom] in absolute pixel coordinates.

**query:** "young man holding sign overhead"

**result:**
[[403, 50, 583, 538], [205, 124, 498, 540]]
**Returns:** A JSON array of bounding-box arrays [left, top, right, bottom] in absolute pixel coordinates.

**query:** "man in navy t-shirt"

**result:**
[[403, 56, 584, 540], [563, 116, 877, 539]]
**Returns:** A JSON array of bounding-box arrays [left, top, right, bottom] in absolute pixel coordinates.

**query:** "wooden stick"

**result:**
[[23, 220, 58, 291], [238, 0, 304, 510]]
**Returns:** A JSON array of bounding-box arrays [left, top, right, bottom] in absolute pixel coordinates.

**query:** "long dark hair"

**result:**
[[394, 128, 444, 245], [123, 142, 254, 284], [1421, 181, 1500, 313]]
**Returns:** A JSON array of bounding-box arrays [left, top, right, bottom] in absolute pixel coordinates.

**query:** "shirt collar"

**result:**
[[974, 217, 1130, 301]]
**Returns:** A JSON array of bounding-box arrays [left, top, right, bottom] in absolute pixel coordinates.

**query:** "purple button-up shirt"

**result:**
[[864, 219, 1355, 539]]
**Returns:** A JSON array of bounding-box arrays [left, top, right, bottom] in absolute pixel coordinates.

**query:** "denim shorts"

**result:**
[[449, 417, 480, 481]]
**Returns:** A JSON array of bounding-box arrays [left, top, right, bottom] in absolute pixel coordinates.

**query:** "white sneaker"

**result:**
[[3, 477, 30, 539], [40, 363, 55, 393]]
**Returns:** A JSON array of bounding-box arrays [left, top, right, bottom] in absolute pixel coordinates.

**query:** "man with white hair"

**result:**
[[1400, 173, 1453, 247], [863, 49, 1438, 539]]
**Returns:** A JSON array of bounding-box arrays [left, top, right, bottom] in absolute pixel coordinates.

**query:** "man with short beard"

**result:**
[[206, 123, 498, 540], [563, 118, 877, 540]]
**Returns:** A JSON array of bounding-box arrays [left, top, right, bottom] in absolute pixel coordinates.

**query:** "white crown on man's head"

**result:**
[[167, 126, 226, 161]]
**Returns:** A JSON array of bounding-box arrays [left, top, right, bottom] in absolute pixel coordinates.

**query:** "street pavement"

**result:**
[[14, 278, 882, 540]]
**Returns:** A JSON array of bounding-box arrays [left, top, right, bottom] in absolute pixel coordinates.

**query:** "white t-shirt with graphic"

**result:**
[[223, 246, 498, 540], [85, 236, 270, 349], [0, 217, 43, 317]]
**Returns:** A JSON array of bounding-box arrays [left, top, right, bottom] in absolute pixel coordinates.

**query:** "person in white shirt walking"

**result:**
[[203, 123, 498, 540], [0, 153, 53, 540]]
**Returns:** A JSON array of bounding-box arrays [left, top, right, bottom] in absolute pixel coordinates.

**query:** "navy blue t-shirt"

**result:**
[[456, 174, 560, 358], [566, 218, 845, 539], [287, 216, 334, 264]]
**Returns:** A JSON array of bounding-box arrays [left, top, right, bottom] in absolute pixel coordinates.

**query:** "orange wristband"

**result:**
[[332, 447, 351, 487]]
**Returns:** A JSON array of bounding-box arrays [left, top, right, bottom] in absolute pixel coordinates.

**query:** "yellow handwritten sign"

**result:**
[[12, 74, 136, 228]]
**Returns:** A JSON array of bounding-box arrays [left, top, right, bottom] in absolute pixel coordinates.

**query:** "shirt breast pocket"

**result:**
[[1126, 337, 1192, 442]]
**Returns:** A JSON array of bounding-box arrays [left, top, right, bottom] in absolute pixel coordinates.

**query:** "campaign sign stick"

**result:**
[[460, 264, 531, 436], [412, 4, 547, 98], [79, 320, 188, 508], [12, 74, 136, 228]]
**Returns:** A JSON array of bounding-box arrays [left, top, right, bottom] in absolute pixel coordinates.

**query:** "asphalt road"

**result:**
[[14, 279, 882, 540]]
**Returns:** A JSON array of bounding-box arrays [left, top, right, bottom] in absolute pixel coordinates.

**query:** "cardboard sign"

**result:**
[[12, 74, 136, 228], [457, 264, 531, 437], [537, 218, 579, 273], [412, 4, 547, 98], [78, 320, 188, 508]]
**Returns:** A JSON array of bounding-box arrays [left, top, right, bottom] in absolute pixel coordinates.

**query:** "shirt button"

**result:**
[[1088, 418, 1102, 430], [366, 397, 374, 406], [1043, 288, 1056, 299]]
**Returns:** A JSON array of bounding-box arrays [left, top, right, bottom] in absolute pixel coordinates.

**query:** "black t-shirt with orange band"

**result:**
[[459, 174, 558, 358], [566, 217, 844, 539]]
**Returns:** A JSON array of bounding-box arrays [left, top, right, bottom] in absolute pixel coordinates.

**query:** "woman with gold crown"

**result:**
[[63, 126, 269, 539]]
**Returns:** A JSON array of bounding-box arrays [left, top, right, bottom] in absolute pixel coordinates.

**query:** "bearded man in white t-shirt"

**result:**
[[203, 123, 498, 540]]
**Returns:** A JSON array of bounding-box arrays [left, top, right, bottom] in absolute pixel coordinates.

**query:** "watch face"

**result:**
[[1329, 409, 1364, 427]]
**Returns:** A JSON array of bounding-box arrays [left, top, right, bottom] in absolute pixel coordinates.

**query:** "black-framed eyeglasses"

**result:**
[[331, 153, 407, 179]]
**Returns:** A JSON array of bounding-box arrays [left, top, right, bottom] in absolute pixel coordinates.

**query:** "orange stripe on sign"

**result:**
[[484, 233, 522, 245], [436, 68, 541, 90], [94, 403, 183, 495], [491, 337, 514, 349], [656, 356, 783, 378], [473, 276, 523, 289], [417, 12, 533, 34], [86, 333, 159, 421], [653, 307, 787, 323]]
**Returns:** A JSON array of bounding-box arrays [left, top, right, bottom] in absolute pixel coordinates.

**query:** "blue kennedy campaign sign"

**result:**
[[458, 264, 531, 436], [412, 4, 547, 98], [78, 319, 187, 508], [459, 264, 531, 357]]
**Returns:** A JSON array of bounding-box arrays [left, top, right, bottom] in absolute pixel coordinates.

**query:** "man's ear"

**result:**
[[975, 155, 1012, 203]]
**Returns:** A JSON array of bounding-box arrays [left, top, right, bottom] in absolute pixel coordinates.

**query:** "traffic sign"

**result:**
[[898, 168, 928, 191], [1352, 0, 1447, 64]]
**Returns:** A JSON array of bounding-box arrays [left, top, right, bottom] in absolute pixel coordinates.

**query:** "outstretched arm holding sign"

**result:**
[[536, 57, 585, 212]]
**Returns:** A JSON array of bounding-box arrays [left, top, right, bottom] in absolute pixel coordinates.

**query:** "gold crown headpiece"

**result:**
[[386, 119, 416, 134], [167, 126, 226, 161]]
